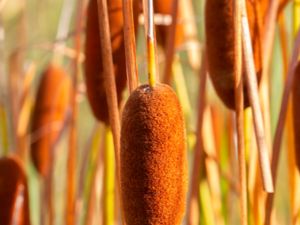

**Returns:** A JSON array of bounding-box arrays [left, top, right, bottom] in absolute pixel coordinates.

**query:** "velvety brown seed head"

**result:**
[[154, 0, 184, 50], [30, 64, 71, 176], [84, 0, 139, 124], [205, 0, 264, 109], [292, 62, 300, 172], [0, 156, 31, 225], [121, 83, 187, 225]]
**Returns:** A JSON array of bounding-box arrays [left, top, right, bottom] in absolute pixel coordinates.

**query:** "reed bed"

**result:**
[[0, 0, 300, 224]]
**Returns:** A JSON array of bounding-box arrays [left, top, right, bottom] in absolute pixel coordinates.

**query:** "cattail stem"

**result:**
[[264, 20, 300, 225], [233, 0, 247, 224], [187, 50, 207, 225], [241, 0, 273, 193], [144, 0, 157, 87], [96, 0, 122, 213], [162, 0, 179, 84], [66, 0, 84, 224], [122, 0, 138, 92]]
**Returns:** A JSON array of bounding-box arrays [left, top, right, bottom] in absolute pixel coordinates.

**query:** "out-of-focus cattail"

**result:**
[[84, 0, 139, 124], [121, 83, 187, 225], [205, 0, 265, 109], [154, 0, 184, 50], [0, 156, 30, 225], [292, 62, 300, 171], [30, 64, 71, 177]]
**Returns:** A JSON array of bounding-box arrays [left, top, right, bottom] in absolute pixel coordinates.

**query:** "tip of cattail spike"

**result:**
[[30, 64, 71, 177], [121, 83, 187, 225], [0, 156, 31, 225]]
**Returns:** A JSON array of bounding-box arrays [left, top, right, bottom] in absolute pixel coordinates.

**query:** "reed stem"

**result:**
[[241, 0, 274, 193], [144, 0, 156, 87], [264, 29, 300, 225], [162, 0, 179, 84], [122, 0, 138, 92], [234, 0, 247, 224]]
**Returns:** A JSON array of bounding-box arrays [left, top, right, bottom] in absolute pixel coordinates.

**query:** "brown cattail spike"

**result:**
[[0, 156, 30, 225], [121, 83, 187, 225], [31, 64, 71, 177], [292, 62, 300, 172], [84, 0, 139, 124], [205, 0, 264, 109]]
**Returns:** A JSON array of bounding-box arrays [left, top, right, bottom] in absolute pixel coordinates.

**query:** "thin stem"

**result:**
[[66, 0, 85, 224], [264, 22, 300, 225], [96, 0, 121, 212], [234, 0, 247, 224], [241, 0, 274, 193], [186, 50, 206, 225], [122, 0, 138, 92], [162, 0, 179, 84], [143, 0, 156, 87]]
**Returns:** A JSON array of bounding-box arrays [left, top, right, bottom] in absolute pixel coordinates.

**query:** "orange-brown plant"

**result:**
[[292, 61, 300, 171], [0, 156, 30, 225], [154, 0, 184, 50], [84, 0, 139, 124], [30, 64, 71, 176], [205, 0, 266, 109], [120, 83, 187, 225]]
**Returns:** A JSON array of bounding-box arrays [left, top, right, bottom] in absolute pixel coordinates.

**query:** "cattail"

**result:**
[[0, 156, 30, 225], [205, 0, 264, 109], [121, 83, 187, 225], [154, 0, 184, 49], [292, 62, 300, 171], [84, 0, 139, 124], [30, 64, 71, 176]]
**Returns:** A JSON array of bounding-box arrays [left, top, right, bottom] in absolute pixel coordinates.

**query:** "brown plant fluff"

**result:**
[[153, 0, 184, 50], [0, 156, 30, 225], [84, 0, 139, 124], [205, 0, 265, 109], [292, 62, 300, 172], [30, 64, 71, 177], [121, 84, 187, 225]]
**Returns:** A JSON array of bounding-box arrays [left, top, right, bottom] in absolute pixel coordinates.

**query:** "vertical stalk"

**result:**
[[162, 0, 179, 84], [187, 50, 207, 225], [143, 0, 157, 87], [265, 29, 300, 225], [122, 0, 138, 92], [241, 0, 274, 193], [96, 1, 122, 223], [103, 127, 115, 225], [234, 0, 247, 224], [66, 0, 85, 224]]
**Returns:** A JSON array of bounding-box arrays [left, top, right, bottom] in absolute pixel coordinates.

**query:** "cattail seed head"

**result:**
[[205, 0, 264, 109], [121, 83, 187, 225], [30, 64, 71, 177], [84, 0, 139, 124], [0, 156, 30, 225]]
